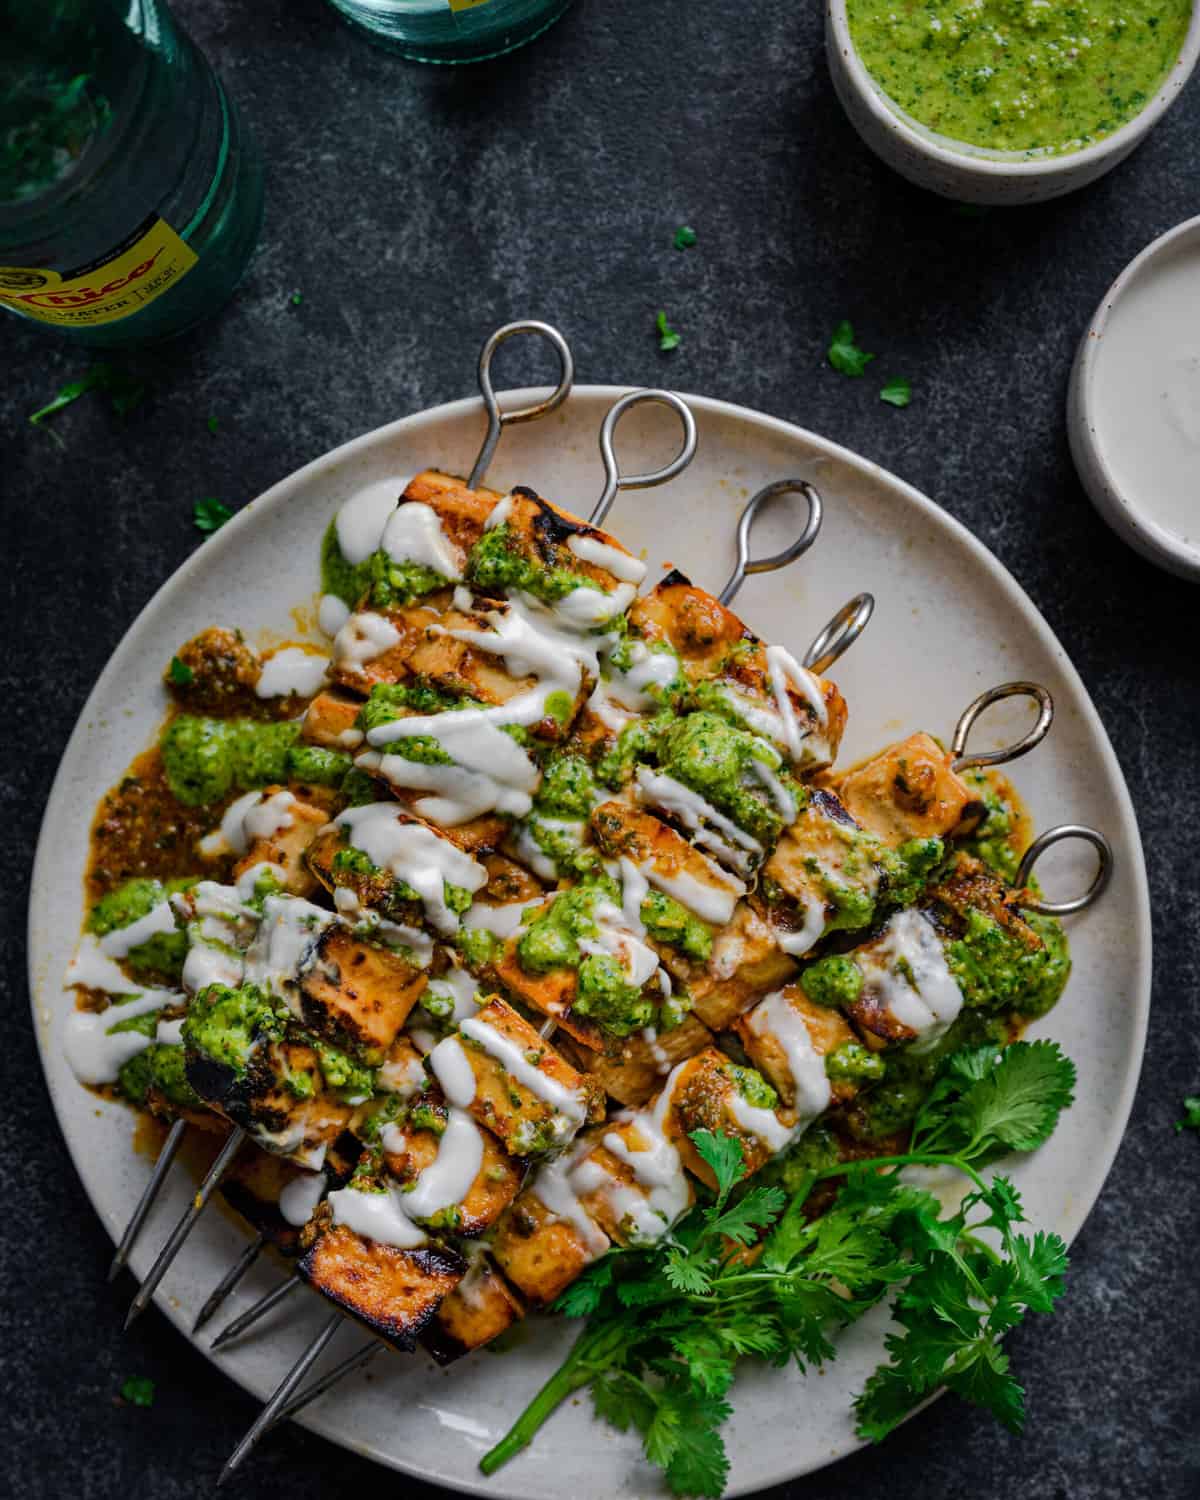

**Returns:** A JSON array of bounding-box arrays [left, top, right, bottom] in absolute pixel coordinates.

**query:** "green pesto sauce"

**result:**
[[118, 1043, 201, 1110], [182, 983, 286, 1077], [159, 715, 301, 806], [640, 889, 713, 963], [320, 520, 372, 608], [517, 878, 616, 974], [526, 814, 601, 879], [658, 710, 797, 846], [574, 952, 656, 1036], [466, 523, 594, 606], [800, 954, 865, 1008], [286, 743, 353, 788], [725, 1062, 779, 1111], [958, 770, 1021, 883], [826, 1040, 887, 1083], [535, 752, 597, 819], [311, 1036, 377, 1100], [847, 0, 1191, 156], [357, 680, 478, 734], [88, 877, 192, 982], [943, 905, 1070, 1016], [456, 925, 500, 972]]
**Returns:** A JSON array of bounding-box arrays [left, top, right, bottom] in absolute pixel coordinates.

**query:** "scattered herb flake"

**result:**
[[880, 377, 912, 408], [193, 498, 233, 535], [167, 656, 195, 686], [28, 364, 145, 427], [120, 1376, 155, 1408], [828, 321, 875, 377], [673, 225, 698, 251], [290, 290, 303, 307], [206, 415, 219, 435], [656, 310, 681, 352], [1175, 1095, 1200, 1133]]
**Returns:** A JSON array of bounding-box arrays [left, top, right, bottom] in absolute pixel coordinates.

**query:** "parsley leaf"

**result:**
[[206, 415, 219, 435], [657, 310, 682, 352], [193, 497, 233, 535], [673, 225, 698, 251], [1175, 1095, 1200, 1132], [120, 1376, 155, 1407], [827, 320, 875, 377], [290, 290, 303, 306], [167, 656, 194, 686], [880, 376, 912, 408], [29, 363, 145, 428], [690, 1128, 745, 1202]]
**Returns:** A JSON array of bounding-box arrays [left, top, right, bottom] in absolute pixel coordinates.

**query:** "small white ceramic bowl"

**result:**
[[1068, 215, 1200, 582], [826, 0, 1200, 205]]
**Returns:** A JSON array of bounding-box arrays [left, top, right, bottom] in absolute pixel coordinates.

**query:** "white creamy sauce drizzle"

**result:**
[[508, 816, 583, 881], [580, 899, 661, 989], [605, 640, 678, 712], [751, 757, 797, 824], [334, 803, 486, 935], [155, 1016, 186, 1046], [566, 532, 647, 584], [423, 966, 481, 1025], [243, 790, 296, 844], [727, 1090, 799, 1153], [279, 1171, 326, 1227], [174, 881, 260, 992], [243, 894, 335, 1015], [635, 765, 763, 876], [199, 788, 265, 858], [533, 1140, 610, 1259], [402, 1108, 486, 1220], [593, 1058, 694, 1243], [355, 912, 435, 968], [459, 1015, 587, 1128], [62, 935, 185, 1084], [327, 1183, 428, 1249], [641, 1025, 672, 1073], [429, 1035, 478, 1108], [858, 908, 964, 1051], [96, 900, 177, 961], [746, 990, 833, 1119], [335, 480, 409, 565], [484, 493, 515, 530], [333, 611, 402, 677], [337, 726, 364, 749], [550, 580, 637, 629], [585, 677, 635, 733], [377, 1051, 429, 1097], [764, 644, 828, 761], [772, 888, 827, 957], [381, 500, 464, 580], [235, 861, 288, 901], [463, 897, 545, 938], [318, 593, 351, 638], [619, 856, 650, 937], [640, 848, 745, 927], [256, 648, 330, 700]]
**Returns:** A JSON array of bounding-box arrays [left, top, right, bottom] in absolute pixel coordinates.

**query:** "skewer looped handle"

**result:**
[[717, 479, 823, 606], [1015, 825, 1114, 915], [467, 321, 575, 490], [949, 681, 1054, 773], [804, 593, 874, 675], [589, 390, 698, 528]]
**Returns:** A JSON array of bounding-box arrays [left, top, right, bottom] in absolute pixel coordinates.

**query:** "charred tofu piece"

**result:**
[[562, 1014, 714, 1108], [833, 732, 984, 845], [422, 1250, 525, 1365], [491, 1152, 610, 1306], [376, 1033, 430, 1098], [232, 791, 328, 896], [690, 902, 797, 1031], [761, 789, 887, 951], [571, 1113, 695, 1246], [381, 1087, 522, 1235], [302, 689, 367, 751], [660, 1048, 796, 1186], [706, 636, 846, 776], [400, 470, 505, 557], [734, 984, 858, 1110], [425, 997, 603, 1157], [626, 571, 749, 678], [329, 601, 443, 693], [298, 1207, 465, 1351], [834, 905, 968, 1049], [299, 925, 428, 1056], [590, 800, 744, 934], [220, 1150, 328, 1255], [306, 802, 487, 938]]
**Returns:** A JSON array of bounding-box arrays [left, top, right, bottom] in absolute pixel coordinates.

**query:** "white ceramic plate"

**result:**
[[28, 387, 1151, 1498]]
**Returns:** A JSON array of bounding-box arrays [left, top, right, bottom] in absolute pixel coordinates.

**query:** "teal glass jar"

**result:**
[[0, 0, 263, 347], [324, 0, 575, 63]]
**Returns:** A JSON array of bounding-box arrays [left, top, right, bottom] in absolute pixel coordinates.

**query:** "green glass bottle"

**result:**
[[324, 0, 575, 64], [0, 0, 263, 346]]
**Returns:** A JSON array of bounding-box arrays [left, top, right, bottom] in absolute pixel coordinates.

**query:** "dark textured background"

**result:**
[[4, 1, 1199, 1496]]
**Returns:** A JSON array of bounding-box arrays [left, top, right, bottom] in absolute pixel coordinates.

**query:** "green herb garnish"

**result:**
[[482, 1040, 1077, 1494], [656, 310, 682, 352], [673, 225, 698, 250], [827, 321, 875, 377], [29, 363, 145, 429], [193, 498, 233, 535], [120, 1376, 156, 1407], [167, 656, 194, 686], [880, 377, 912, 408], [1175, 1095, 1200, 1133], [206, 415, 219, 434]]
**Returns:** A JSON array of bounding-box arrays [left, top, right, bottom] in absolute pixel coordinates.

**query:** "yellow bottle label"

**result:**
[[448, 0, 492, 10], [0, 214, 198, 329]]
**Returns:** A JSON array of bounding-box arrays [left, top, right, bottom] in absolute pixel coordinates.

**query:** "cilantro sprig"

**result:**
[[827, 320, 875, 377], [193, 497, 233, 534], [481, 1041, 1076, 1497], [1176, 1095, 1200, 1133], [28, 363, 145, 440], [656, 310, 682, 352]]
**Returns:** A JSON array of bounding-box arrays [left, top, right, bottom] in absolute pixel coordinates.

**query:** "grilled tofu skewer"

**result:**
[[220, 478, 873, 1458], [114, 318, 576, 1317]]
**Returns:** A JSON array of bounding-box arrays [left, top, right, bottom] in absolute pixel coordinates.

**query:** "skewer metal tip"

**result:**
[[210, 1271, 302, 1350], [193, 1232, 266, 1334], [107, 1116, 189, 1284]]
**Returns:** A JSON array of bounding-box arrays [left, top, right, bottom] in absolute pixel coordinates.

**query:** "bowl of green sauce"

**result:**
[[827, 0, 1200, 204]]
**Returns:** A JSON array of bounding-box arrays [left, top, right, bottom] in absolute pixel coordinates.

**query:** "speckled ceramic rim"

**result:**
[[828, 0, 1200, 185], [1068, 214, 1200, 581], [28, 388, 1153, 1496]]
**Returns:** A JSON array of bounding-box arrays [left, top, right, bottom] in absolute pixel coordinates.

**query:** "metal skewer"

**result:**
[[1015, 824, 1114, 914], [210, 1270, 303, 1349], [222, 468, 864, 1453], [124, 1126, 246, 1329], [193, 1232, 266, 1333], [588, 388, 697, 528], [950, 680, 1054, 772], [107, 1116, 187, 1283]]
